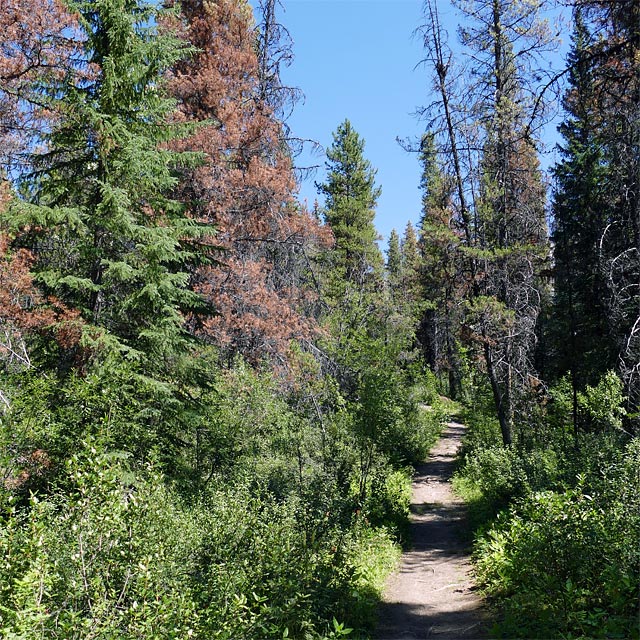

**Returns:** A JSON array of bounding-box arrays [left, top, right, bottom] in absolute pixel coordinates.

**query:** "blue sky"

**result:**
[[256, 0, 569, 248], [275, 0, 433, 246]]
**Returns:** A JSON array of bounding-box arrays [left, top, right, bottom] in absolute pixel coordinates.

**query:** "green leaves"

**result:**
[[460, 371, 639, 639], [1, 0, 210, 371], [474, 476, 640, 639], [576, 371, 627, 433]]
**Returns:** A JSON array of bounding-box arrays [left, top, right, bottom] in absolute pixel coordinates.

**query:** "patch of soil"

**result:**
[[375, 422, 488, 639]]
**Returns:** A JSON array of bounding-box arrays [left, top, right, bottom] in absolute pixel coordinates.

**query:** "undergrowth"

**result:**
[[454, 373, 640, 639], [0, 357, 444, 639]]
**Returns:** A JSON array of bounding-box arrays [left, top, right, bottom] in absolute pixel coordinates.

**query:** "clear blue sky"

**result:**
[[251, 0, 568, 248], [273, 0, 432, 246]]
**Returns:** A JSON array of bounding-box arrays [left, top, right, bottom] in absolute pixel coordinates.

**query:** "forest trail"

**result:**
[[375, 421, 488, 639]]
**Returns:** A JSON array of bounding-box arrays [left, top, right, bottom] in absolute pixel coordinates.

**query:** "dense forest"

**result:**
[[0, 0, 638, 638]]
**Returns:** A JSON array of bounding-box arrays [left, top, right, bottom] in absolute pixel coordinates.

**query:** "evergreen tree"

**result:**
[[476, 85, 549, 445], [317, 119, 383, 299], [554, 1, 640, 428], [385, 223, 422, 314], [420, 0, 553, 443], [579, 0, 640, 425], [417, 133, 462, 398], [316, 120, 386, 388], [385, 229, 402, 291], [3, 0, 205, 370], [400, 221, 422, 306], [550, 9, 614, 431], [254, 0, 302, 133]]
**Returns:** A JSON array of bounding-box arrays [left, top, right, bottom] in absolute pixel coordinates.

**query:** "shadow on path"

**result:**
[[375, 422, 488, 639]]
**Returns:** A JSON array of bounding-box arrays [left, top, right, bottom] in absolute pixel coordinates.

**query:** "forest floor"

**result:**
[[375, 421, 489, 639]]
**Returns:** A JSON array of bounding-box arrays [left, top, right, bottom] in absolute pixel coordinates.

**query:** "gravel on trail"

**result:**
[[376, 421, 488, 640]]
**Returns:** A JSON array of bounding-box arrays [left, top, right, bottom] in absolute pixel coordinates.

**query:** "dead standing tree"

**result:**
[[419, 0, 555, 445]]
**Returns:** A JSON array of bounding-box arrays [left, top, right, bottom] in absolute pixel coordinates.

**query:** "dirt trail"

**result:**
[[376, 421, 488, 639]]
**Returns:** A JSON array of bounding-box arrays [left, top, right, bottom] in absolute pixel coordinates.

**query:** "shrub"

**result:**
[[578, 371, 627, 433], [0, 446, 372, 639], [363, 465, 412, 542], [0, 449, 203, 639], [474, 440, 640, 639], [463, 445, 527, 508]]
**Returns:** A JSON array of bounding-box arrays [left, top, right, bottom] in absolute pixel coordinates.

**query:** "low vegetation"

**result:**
[[455, 374, 640, 639], [0, 350, 443, 638]]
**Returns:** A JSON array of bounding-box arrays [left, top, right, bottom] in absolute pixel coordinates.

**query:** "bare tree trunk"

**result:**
[[485, 342, 512, 445]]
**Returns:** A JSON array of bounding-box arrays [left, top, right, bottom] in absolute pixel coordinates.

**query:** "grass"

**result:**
[[451, 474, 497, 541], [343, 524, 403, 638]]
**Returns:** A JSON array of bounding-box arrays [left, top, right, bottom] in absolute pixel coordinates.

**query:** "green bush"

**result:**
[[363, 464, 412, 541], [458, 371, 639, 638], [474, 439, 640, 639], [0, 445, 383, 639], [578, 371, 627, 433], [0, 345, 433, 638], [0, 449, 202, 639], [462, 445, 528, 507]]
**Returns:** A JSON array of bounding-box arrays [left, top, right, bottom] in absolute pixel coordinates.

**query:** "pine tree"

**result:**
[[254, 0, 302, 131], [420, 0, 553, 443], [474, 31, 549, 444]]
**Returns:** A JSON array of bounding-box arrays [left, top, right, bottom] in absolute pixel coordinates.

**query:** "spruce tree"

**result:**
[[385, 229, 402, 291], [4, 0, 205, 369], [417, 133, 462, 397], [562, 1, 640, 427], [317, 119, 383, 298], [550, 10, 614, 430], [316, 120, 385, 386], [400, 221, 422, 309], [386, 222, 423, 327]]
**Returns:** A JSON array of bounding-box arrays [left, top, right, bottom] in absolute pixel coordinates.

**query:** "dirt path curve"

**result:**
[[375, 421, 488, 639]]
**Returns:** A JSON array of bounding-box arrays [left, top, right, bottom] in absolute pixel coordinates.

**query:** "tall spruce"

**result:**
[[2, 0, 205, 370], [316, 120, 385, 387], [553, 1, 640, 429], [579, 0, 640, 427], [317, 119, 383, 298], [400, 221, 422, 307], [417, 133, 463, 398], [550, 9, 613, 432], [385, 223, 423, 341], [385, 229, 402, 290]]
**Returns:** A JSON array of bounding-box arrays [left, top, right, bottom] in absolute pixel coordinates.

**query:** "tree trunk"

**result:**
[[485, 342, 512, 446]]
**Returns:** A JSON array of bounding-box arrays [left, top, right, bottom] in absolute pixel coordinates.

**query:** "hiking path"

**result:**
[[376, 420, 488, 639]]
